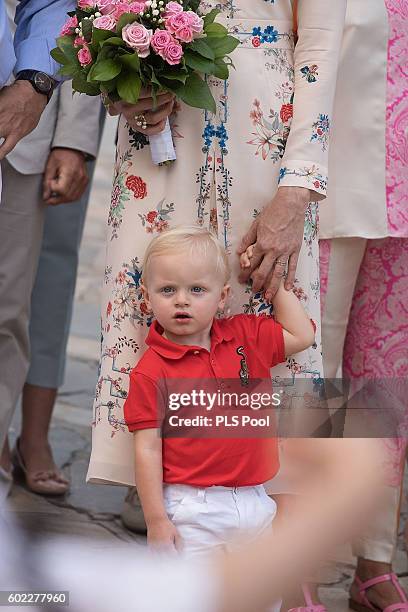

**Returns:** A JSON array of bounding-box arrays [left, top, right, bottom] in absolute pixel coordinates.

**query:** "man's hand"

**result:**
[[43, 148, 88, 205], [147, 517, 182, 553], [238, 187, 310, 300], [0, 81, 47, 159], [106, 88, 176, 136]]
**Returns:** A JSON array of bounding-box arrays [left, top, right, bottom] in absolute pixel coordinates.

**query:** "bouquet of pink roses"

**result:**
[[51, 0, 239, 164]]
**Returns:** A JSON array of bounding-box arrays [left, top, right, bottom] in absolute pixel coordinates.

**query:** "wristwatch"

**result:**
[[15, 70, 57, 103]]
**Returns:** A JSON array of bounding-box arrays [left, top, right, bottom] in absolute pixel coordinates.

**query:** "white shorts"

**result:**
[[163, 483, 277, 558]]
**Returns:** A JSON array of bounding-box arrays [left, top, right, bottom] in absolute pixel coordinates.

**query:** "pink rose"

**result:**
[[74, 35, 86, 47], [175, 25, 194, 43], [164, 1, 183, 18], [78, 0, 96, 8], [185, 11, 203, 35], [111, 2, 129, 19], [93, 14, 117, 29], [165, 12, 190, 35], [112, 1, 144, 19], [96, 0, 116, 15], [60, 15, 78, 36], [122, 23, 152, 57], [151, 29, 173, 57], [128, 1, 146, 13], [77, 45, 93, 65], [163, 40, 183, 65]]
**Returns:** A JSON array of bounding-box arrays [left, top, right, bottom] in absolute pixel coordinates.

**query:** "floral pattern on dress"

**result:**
[[279, 165, 327, 192], [242, 285, 274, 316], [264, 49, 295, 80], [139, 199, 175, 233], [303, 204, 319, 256], [251, 25, 279, 46], [300, 64, 319, 83], [196, 79, 234, 252], [126, 175, 147, 199], [199, 0, 240, 18], [128, 126, 149, 150], [109, 151, 133, 241], [247, 95, 292, 162], [310, 114, 330, 151]]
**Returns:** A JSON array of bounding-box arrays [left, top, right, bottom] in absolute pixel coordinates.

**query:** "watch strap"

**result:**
[[15, 70, 56, 102]]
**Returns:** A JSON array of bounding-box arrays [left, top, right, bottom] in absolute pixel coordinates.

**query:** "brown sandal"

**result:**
[[11, 438, 69, 496]]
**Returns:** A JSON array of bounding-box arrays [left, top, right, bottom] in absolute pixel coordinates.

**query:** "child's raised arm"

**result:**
[[240, 245, 315, 356], [134, 429, 181, 551], [272, 282, 315, 357]]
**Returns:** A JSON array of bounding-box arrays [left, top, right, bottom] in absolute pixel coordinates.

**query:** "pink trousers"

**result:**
[[320, 236, 407, 562]]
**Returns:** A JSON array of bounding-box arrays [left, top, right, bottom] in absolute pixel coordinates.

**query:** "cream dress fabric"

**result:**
[[319, 0, 390, 239], [87, 0, 346, 485]]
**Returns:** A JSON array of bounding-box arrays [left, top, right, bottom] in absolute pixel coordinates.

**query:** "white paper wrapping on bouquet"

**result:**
[[150, 118, 177, 165]]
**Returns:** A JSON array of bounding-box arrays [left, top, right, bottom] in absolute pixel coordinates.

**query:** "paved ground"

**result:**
[[5, 116, 408, 609]]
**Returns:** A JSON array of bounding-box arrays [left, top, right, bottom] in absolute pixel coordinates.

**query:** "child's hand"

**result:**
[[147, 517, 182, 552], [240, 244, 255, 269]]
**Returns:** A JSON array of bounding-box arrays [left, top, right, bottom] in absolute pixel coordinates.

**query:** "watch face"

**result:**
[[34, 72, 52, 93]]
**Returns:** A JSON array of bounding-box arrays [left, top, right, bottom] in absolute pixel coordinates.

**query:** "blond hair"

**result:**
[[142, 225, 230, 284]]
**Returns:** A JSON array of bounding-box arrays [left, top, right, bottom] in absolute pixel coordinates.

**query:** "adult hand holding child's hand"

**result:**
[[238, 186, 310, 300], [147, 517, 182, 553]]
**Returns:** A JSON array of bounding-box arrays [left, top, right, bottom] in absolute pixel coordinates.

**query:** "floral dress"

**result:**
[[88, 0, 346, 485]]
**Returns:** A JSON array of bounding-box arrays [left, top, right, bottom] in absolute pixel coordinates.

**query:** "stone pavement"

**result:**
[[5, 116, 408, 609], [7, 116, 144, 549]]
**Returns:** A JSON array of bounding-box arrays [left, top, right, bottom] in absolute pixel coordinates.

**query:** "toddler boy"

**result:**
[[124, 226, 315, 557]]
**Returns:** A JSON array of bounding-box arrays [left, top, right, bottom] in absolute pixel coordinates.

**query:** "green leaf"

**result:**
[[116, 13, 138, 33], [151, 84, 158, 107], [91, 27, 112, 45], [183, 0, 200, 11], [50, 47, 71, 66], [101, 36, 126, 47], [205, 22, 228, 38], [205, 35, 240, 58], [150, 69, 162, 90], [160, 80, 183, 96], [184, 50, 215, 74], [100, 78, 119, 94], [76, 8, 92, 21], [188, 38, 214, 60], [117, 72, 142, 103], [96, 44, 116, 61], [177, 73, 216, 114], [203, 8, 220, 28], [212, 57, 229, 80], [89, 58, 122, 81], [72, 73, 101, 95], [81, 18, 93, 41], [119, 52, 140, 72], [58, 63, 78, 77], [161, 71, 188, 84], [57, 35, 79, 63]]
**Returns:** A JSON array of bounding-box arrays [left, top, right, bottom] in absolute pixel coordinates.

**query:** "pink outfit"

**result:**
[[385, 0, 408, 236], [320, 1, 407, 562]]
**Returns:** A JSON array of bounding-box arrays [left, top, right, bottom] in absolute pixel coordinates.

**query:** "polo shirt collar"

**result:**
[[146, 319, 234, 360]]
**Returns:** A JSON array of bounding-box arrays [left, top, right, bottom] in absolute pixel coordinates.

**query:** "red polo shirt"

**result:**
[[124, 314, 285, 487]]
